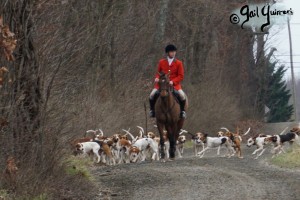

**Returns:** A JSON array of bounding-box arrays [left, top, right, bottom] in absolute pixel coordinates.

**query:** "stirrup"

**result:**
[[180, 111, 186, 119], [149, 110, 155, 118]]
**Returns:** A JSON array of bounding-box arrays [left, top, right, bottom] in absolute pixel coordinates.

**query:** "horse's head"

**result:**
[[158, 71, 171, 97]]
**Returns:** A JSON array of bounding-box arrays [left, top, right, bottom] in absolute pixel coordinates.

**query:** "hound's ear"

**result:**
[[204, 133, 208, 137]]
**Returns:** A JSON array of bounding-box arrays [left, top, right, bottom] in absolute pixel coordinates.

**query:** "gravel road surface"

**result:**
[[93, 145, 300, 200]]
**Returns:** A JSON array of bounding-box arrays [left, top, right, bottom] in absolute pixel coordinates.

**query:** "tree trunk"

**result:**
[[4, 0, 42, 160]]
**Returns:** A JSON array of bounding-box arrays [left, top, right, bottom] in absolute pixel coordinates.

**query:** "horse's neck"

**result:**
[[161, 92, 174, 107]]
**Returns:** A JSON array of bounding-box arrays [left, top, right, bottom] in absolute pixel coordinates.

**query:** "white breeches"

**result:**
[[149, 88, 186, 100]]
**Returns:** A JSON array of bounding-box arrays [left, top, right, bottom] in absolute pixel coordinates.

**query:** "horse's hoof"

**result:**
[[168, 158, 175, 162], [161, 159, 166, 163], [239, 157, 244, 159]]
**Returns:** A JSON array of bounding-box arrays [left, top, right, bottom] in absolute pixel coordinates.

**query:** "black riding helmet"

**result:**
[[165, 44, 177, 53]]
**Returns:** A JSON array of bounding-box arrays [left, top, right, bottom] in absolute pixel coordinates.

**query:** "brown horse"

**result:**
[[155, 71, 185, 161]]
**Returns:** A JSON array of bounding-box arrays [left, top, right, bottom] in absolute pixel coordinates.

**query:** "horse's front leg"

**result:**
[[157, 122, 165, 161], [166, 125, 176, 159]]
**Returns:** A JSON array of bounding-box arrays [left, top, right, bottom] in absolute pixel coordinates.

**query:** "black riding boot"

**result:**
[[179, 99, 186, 118], [149, 91, 159, 117], [149, 98, 156, 117]]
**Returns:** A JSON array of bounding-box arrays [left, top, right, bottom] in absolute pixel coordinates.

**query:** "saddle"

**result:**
[[155, 90, 182, 103], [172, 90, 181, 103]]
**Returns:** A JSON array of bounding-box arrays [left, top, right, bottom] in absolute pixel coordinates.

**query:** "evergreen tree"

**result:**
[[263, 63, 294, 122]]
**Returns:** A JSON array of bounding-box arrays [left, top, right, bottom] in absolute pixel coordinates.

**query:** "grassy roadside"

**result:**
[[0, 190, 47, 200], [271, 147, 300, 169], [64, 155, 95, 181], [0, 156, 97, 200]]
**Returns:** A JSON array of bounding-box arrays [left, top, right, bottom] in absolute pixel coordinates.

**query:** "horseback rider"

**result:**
[[149, 44, 187, 119]]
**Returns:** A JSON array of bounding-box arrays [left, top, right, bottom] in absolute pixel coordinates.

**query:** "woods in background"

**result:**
[[0, 0, 294, 199]]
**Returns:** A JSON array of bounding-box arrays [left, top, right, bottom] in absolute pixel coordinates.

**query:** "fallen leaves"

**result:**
[[0, 66, 9, 88], [0, 16, 17, 61], [2, 156, 18, 190], [0, 16, 16, 88]]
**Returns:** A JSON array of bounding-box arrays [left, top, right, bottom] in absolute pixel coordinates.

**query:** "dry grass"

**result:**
[[0, 190, 11, 200]]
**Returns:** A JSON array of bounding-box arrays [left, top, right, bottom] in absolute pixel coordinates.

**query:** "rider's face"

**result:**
[[167, 51, 176, 58]]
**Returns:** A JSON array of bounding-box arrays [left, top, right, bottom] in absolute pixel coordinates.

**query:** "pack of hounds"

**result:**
[[70, 126, 300, 165]]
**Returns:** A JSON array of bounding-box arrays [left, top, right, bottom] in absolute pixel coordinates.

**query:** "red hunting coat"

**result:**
[[154, 58, 184, 91]]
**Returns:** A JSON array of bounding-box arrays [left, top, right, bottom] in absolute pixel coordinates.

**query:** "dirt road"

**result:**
[[93, 145, 300, 200]]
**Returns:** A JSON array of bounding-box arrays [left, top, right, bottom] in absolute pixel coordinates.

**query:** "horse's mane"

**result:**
[[159, 72, 166, 77]]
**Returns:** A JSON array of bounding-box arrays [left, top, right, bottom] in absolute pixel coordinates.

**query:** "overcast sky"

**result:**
[[268, 0, 300, 120], [269, 0, 300, 81]]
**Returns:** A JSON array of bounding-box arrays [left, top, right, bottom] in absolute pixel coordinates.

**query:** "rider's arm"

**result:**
[[171, 61, 184, 85], [155, 60, 163, 80]]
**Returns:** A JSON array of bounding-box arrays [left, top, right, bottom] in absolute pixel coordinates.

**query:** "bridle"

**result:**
[[158, 76, 172, 96], [158, 70, 173, 97]]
